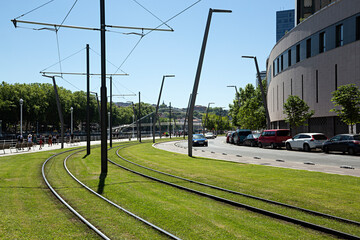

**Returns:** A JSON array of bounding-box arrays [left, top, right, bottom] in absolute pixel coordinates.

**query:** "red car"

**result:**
[[258, 129, 292, 149], [226, 131, 234, 143]]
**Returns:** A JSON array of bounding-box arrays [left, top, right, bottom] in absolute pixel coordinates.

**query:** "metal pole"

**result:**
[[138, 91, 141, 143], [169, 102, 172, 139], [19, 99, 23, 137], [188, 10, 212, 154], [100, 0, 107, 174], [254, 57, 270, 129], [204, 102, 214, 134], [108, 112, 110, 140], [153, 75, 175, 143], [51, 76, 64, 149], [132, 115, 135, 138], [183, 93, 192, 139], [70, 107, 73, 135], [110, 76, 113, 147], [150, 116, 152, 138], [188, 9, 232, 157], [86, 44, 90, 155]]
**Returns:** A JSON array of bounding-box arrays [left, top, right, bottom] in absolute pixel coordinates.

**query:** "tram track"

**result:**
[[111, 145, 360, 240], [42, 144, 182, 240]]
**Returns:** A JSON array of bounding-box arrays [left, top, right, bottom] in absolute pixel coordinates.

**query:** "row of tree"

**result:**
[[0, 82, 154, 133]]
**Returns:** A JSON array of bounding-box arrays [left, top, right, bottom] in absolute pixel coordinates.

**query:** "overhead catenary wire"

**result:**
[[14, 0, 55, 20], [57, 0, 79, 32]]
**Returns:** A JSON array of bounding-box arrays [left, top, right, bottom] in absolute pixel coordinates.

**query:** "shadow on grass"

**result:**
[[97, 172, 107, 194]]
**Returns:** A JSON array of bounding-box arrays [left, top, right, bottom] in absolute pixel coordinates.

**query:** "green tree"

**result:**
[[330, 84, 360, 133], [283, 95, 314, 133]]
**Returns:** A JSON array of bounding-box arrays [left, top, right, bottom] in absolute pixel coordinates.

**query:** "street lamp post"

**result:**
[[227, 85, 240, 108], [153, 74, 175, 143], [242, 55, 270, 129], [70, 107, 73, 135], [188, 8, 231, 157], [19, 99, 23, 137], [203, 102, 214, 134]]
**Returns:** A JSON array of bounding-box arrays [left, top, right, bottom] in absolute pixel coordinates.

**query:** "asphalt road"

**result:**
[[177, 136, 360, 169]]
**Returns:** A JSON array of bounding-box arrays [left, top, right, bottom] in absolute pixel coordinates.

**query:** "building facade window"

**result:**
[[280, 55, 284, 71], [277, 58, 280, 74], [296, 44, 300, 63], [288, 49, 292, 67], [356, 16, 360, 41], [316, 70, 319, 103], [306, 38, 312, 58], [335, 64, 338, 90], [335, 24, 344, 47], [319, 32, 326, 53]]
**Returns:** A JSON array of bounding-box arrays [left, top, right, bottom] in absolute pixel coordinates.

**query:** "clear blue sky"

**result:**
[[1, 0, 294, 110]]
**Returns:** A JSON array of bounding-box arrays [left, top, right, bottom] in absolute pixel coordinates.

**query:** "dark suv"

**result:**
[[233, 129, 252, 145], [322, 134, 360, 155]]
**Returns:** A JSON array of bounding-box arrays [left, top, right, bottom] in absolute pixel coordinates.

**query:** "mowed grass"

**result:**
[[0, 139, 358, 239]]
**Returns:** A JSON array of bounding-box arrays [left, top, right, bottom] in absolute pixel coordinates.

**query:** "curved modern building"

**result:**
[[266, 0, 360, 137]]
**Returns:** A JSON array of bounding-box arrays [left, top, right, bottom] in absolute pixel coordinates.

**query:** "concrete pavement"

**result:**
[[154, 140, 360, 177]]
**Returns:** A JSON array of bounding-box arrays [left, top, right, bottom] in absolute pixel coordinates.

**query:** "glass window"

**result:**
[[306, 38, 311, 58], [288, 49, 292, 67], [277, 58, 280, 74], [313, 134, 328, 140], [280, 55, 283, 71], [336, 24, 344, 47], [353, 135, 360, 140], [277, 130, 290, 136], [331, 135, 341, 141], [356, 16, 360, 41], [293, 134, 300, 139], [319, 32, 326, 53], [296, 44, 300, 63]]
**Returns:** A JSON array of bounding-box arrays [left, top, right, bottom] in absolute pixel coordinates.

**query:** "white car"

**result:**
[[204, 132, 215, 139], [285, 133, 328, 151]]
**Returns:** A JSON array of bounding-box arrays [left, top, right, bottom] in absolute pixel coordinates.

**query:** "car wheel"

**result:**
[[271, 143, 277, 149], [348, 147, 355, 155], [258, 142, 263, 148], [286, 143, 292, 150], [303, 144, 310, 152], [323, 146, 329, 153]]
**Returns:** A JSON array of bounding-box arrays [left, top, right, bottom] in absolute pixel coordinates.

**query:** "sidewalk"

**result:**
[[154, 140, 360, 177], [0, 138, 135, 157]]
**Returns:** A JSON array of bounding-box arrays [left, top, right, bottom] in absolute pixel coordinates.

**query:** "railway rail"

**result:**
[[111, 145, 360, 240], [42, 144, 181, 240]]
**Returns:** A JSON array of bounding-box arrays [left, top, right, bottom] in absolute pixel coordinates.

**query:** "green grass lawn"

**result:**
[[0, 140, 359, 239]]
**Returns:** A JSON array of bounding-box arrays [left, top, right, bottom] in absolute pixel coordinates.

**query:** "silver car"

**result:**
[[285, 133, 328, 151]]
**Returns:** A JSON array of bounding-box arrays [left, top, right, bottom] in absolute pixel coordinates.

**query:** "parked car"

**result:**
[[243, 133, 260, 147], [226, 131, 234, 143], [322, 134, 360, 155], [285, 133, 328, 151], [204, 132, 215, 139], [233, 129, 252, 145], [258, 129, 291, 149], [230, 131, 237, 144], [192, 134, 208, 147]]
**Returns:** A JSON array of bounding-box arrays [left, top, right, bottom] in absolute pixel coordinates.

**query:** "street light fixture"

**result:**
[[19, 99, 23, 137], [227, 85, 241, 108], [153, 74, 175, 143], [70, 107, 74, 135], [203, 102, 214, 134], [242, 55, 270, 129], [188, 8, 231, 157]]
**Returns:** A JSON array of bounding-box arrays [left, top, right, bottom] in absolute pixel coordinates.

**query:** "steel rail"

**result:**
[[115, 145, 360, 227], [42, 148, 111, 240], [111, 147, 360, 240], [63, 147, 182, 240]]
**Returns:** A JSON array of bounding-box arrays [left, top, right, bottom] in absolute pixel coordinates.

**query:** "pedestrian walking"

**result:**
[[27, 133, 32, 150], [39, 135, 43, 150], [48, 134, 53, 146]]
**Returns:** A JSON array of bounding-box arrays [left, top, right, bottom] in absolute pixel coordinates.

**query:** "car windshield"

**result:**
[[193, 134, 205, 139], [239, 131, 252, 136], [253, 133, 260, 138], [313, 134, 327, 140]]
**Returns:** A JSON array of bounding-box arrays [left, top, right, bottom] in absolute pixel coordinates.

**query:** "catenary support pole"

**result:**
[[86, 44, 90, 155], [100, 0, 107, 174], [110, 76, 113, 148], [51, 76, 64, 149], [138, 91, 141, 143], [169, 102, 172, 139]]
